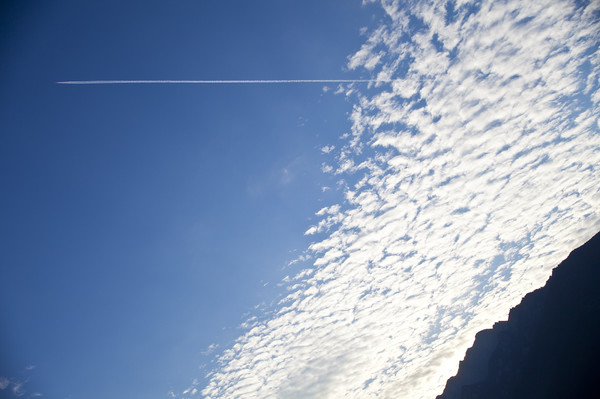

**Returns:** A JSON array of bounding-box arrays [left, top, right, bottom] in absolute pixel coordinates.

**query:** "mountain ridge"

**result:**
[[436, 231, 600, 399]]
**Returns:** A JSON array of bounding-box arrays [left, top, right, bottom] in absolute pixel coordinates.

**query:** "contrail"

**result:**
[[56, 79, 396, 85]]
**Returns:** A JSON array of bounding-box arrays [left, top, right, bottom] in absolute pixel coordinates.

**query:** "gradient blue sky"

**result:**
[[2, 1, 599, 399], [0, 1, 383, 398]]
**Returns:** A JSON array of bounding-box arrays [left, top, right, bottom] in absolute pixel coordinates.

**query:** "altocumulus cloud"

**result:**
[[194, 0, 600, 398]]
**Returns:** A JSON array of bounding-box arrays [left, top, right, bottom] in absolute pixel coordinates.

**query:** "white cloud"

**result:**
[[321, 145, 335, 154], [201, 344, 219, 356], [0, 377, 33, 398], [12, 381, 23, 397], [321, 163, 334, 173], [199, 1, 600, 398]]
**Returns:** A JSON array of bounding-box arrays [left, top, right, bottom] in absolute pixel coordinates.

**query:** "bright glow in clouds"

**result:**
[[194, 0, 600, 398]]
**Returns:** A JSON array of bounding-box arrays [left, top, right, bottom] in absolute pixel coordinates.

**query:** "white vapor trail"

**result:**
[[56, 79, 395, 85]]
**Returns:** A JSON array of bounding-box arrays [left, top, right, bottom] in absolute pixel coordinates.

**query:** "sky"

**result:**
[[0, 1, 599, 399]]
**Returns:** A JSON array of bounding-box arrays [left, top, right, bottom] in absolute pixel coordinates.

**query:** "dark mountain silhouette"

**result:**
[[436, 231, 600, 399]]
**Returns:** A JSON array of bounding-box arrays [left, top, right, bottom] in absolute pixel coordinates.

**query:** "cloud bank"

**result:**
[[196, 1, 600, 398]]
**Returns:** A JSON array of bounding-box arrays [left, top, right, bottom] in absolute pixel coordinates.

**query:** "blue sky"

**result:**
[[1, 1, 600, 399]]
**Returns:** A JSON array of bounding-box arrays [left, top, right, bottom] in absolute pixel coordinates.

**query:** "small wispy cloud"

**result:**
[[320, 145, 335, 154], [1, 367, 43, 398], [0, 377, 29, 397], [12, 381, 23, 397], [201, 344, 219, 356]]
